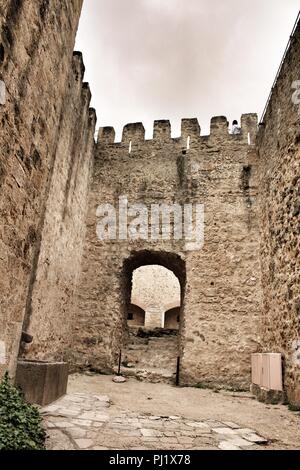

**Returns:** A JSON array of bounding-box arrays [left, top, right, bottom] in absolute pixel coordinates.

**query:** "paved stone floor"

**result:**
[[43, 393, 268, 450], [42, 374, 300, 451]]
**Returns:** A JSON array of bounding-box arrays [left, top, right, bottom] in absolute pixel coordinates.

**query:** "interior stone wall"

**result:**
[[165, 307, 180, 329], [73, 115, 262, 390], [131, 265, 180, 312], [127, 304, 145, 327]]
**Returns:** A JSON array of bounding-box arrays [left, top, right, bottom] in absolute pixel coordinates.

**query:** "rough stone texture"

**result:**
[[0, 0, 96, 377], [250, 383, 285, 405], [132, 265, 180, 309], [22, 56, 96, 363], [73, 115, 262, 390], [257, 17, 300, 404], [0, 2, 298, 406], [112, 375, 126, 383], [15, 360, 68, 405]]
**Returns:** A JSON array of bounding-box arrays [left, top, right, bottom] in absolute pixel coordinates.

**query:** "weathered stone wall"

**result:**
[[257, 17, 300, 404], [73, 115, 262, 390], [0, 0, 95, 376], [21, 54, 96, 362], [131, 265, 180, 312]]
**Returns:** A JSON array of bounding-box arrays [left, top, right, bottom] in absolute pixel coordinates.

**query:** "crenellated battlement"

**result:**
[[72, 51, 86, 81], [210, 116, 229, 136], [153, 120, 172, 141], [122, 122, 145, 143], [181, 118, 201, 140], [97, 114, 258, 147], [72, 52, 94, 106]]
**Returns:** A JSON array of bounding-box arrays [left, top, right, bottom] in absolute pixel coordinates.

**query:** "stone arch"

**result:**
[[164, 306, 181, 330], [122, 250, 186, 326], [127, 303, 145, 327], [130, 264, 181, 328], [120, 250, 186, 382]]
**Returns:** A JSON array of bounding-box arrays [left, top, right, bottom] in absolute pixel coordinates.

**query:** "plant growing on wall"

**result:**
[[0, 372, 46, 450]]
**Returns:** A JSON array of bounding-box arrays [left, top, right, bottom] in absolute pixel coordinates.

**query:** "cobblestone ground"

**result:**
[[43, 393, 270, 450], [42, 374, 300, 450]]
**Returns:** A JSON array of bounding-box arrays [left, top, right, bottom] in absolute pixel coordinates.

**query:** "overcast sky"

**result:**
[[75, 0, 299, 140]]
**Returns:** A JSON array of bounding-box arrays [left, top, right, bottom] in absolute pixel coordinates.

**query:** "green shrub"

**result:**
[[0, 372, 46, 450]]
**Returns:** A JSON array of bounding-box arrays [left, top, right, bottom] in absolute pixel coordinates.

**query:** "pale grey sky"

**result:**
[[75, 0, 299, 140]]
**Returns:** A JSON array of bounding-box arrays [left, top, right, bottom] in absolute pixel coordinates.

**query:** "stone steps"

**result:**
[[120, 366, 176, 384], [120, 328, 179, 384]]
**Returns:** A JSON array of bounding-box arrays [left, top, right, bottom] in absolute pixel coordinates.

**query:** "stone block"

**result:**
[[243, 433, 268, 444], [250, 383, 285, 404], [15, 360, 68, 406], [218, 441, 241, 450]]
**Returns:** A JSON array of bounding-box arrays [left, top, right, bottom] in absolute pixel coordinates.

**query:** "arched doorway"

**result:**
[[121, 250, 186, 383], [127, 304, 145, 327], [164, 307, 181, 330], [131, 265, 180, 328]]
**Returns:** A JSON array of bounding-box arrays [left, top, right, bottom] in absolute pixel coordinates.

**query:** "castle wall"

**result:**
[[0, 0, 95, 376], [257, 17, 300, 404], [21, 54, 96, 362], [73, 115, 262, 390]]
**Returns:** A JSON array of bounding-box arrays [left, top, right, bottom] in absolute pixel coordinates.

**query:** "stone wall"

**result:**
[[21, 54, 96, 362], [131, 265, 180, 312], [0, 0, 95, 376], [2, 1, 297, 397], [73, 115, 262, 390], [257, 17, 300, 404]]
